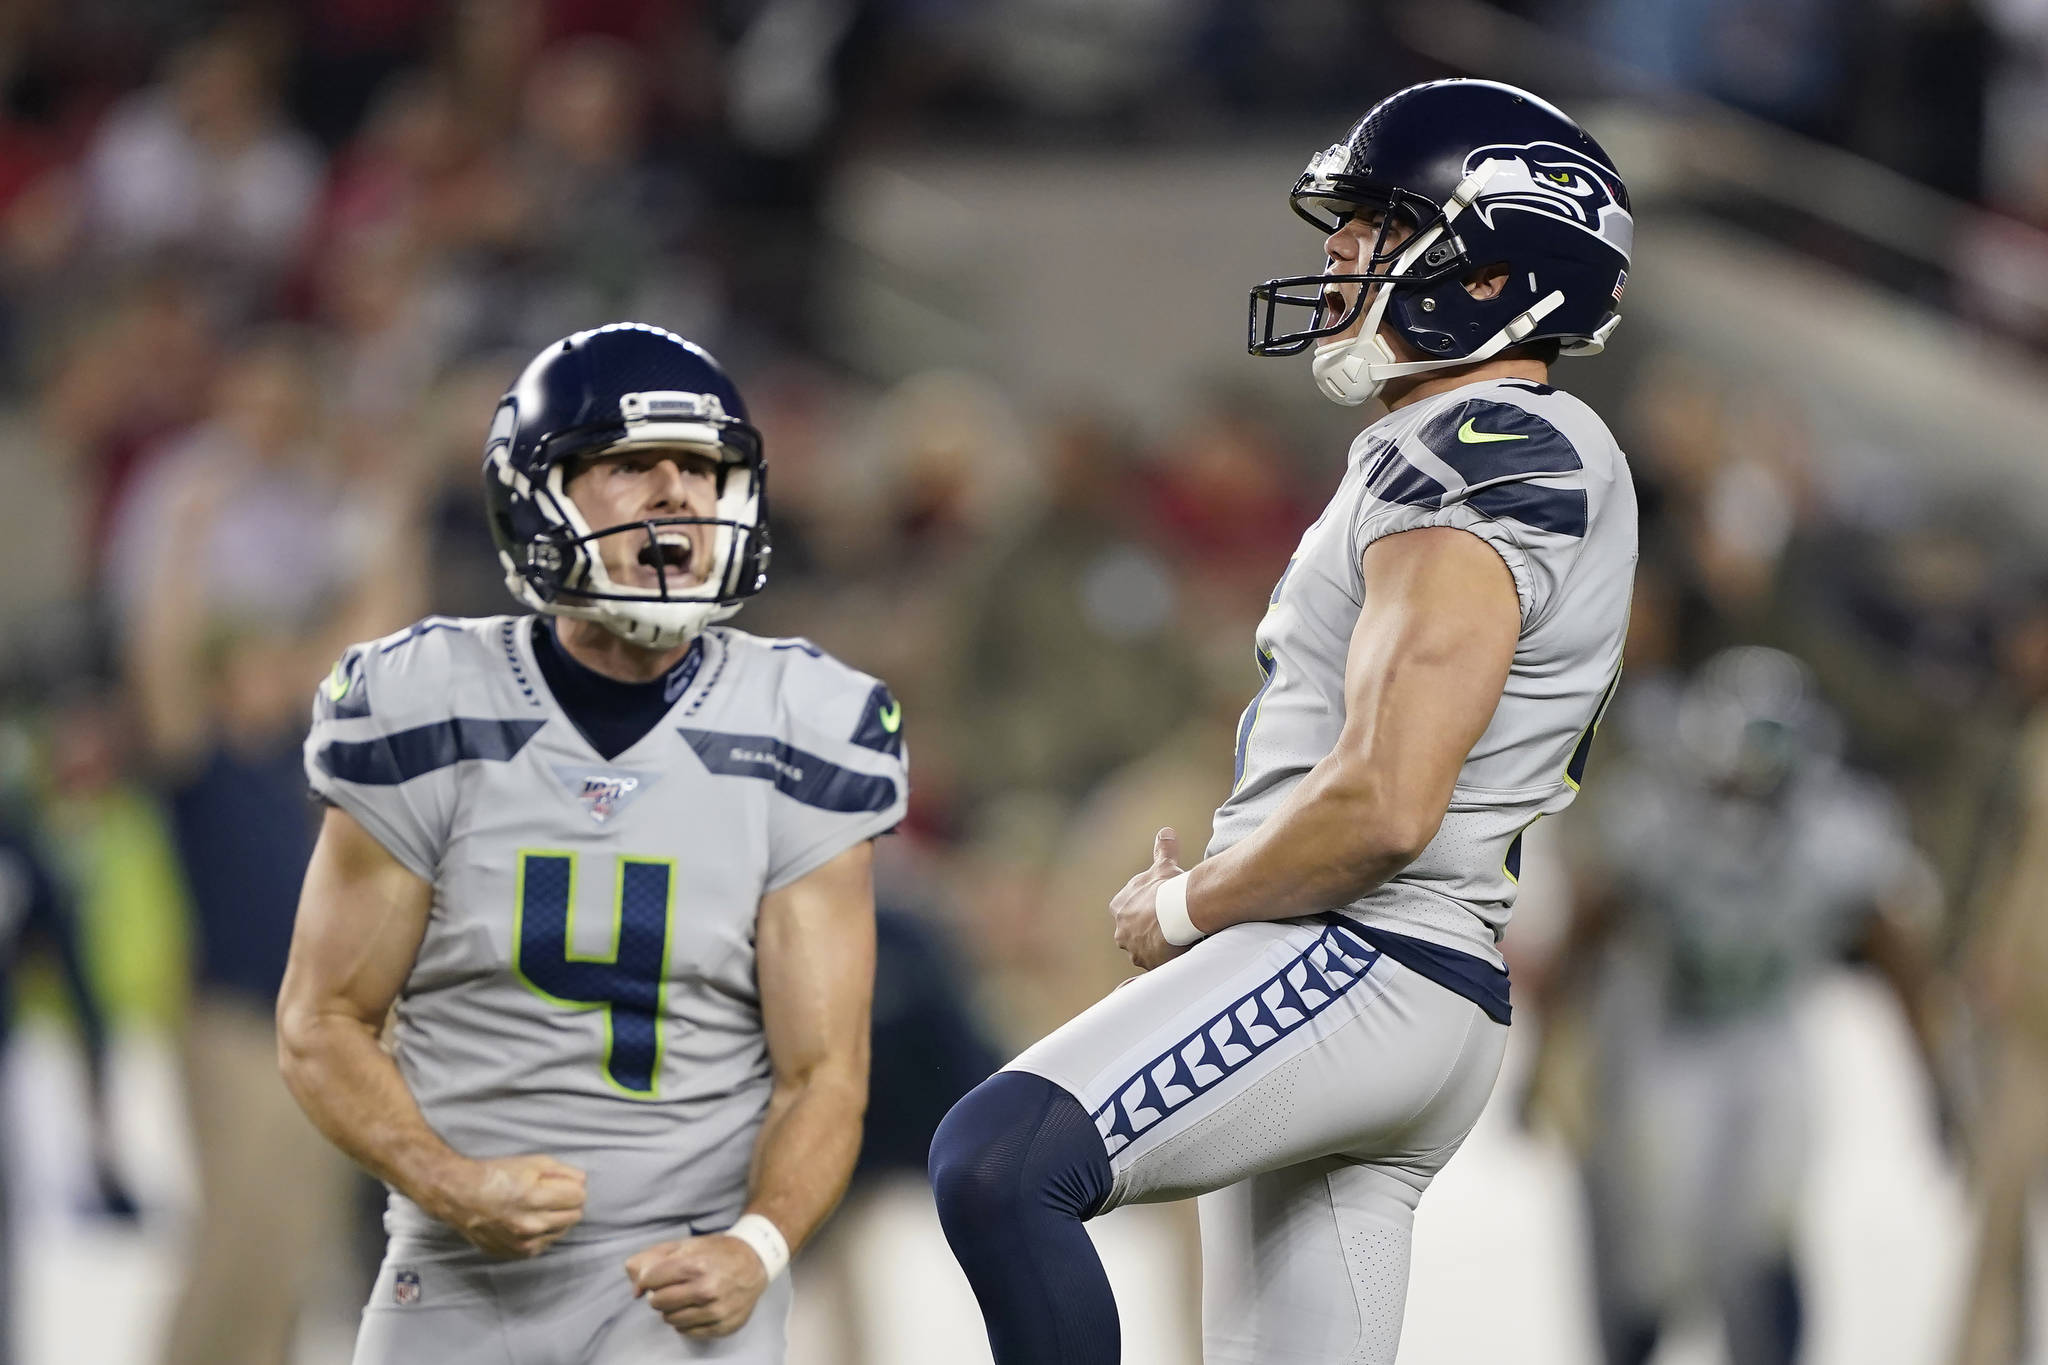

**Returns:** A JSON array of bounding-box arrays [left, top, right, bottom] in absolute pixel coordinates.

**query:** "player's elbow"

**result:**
[[273, 980, 364, 1092], [1354, 810, 1439, 878], [1323, 769, 1443, 877], [274, 985, 321, 1085]]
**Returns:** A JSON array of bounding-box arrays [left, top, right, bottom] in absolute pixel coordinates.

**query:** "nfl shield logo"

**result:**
[[576, 773, 639, 822], [393, 1268, 422, 1306], [552, 765, 658, 824]]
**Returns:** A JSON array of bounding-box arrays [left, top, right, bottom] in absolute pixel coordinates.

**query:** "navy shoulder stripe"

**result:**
[[678, 729, 897, 813], [1415, 398, 1581, 487], [849, 683, 904, 757], [318, 717, 546, 785], [1468, 480, 1589, 538], [1366, 449, 1447, 510]]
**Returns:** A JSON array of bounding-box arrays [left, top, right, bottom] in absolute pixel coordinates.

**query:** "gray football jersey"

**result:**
[[1209, 377, 1637, 965], [1589, 758, 1911, 1022], [304, 615, 908, 1249]]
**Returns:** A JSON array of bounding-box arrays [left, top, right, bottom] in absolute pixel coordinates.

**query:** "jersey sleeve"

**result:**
[[1351, 396, 1596, 626], [762, 646, 910, 892], [302, 625, 465, 883]]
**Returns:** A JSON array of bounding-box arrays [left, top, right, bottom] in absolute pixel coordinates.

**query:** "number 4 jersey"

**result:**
[[304, 615, 908, 1250]]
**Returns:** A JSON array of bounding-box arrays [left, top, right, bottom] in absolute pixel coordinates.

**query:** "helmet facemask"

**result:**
[[490, 390, 772, 649], [1252, 152, 1603, 406], [1247, 191, 1462, 358]]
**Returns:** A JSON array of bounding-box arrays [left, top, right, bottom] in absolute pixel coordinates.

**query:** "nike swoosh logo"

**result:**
[[324, 663, 353, 701], [1458, 418, 1527, 445], [879, 700, 902, 734]]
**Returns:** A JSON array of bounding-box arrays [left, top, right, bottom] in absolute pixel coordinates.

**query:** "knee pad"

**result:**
[[929, 1070, 1111, 1227]]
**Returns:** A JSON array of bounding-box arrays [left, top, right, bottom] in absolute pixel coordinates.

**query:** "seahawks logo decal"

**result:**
[[1464, 140, 1633, 257]]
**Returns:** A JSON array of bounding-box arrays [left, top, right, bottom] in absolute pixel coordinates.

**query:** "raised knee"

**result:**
[[929, 1072, 1032, 1223], [928, 1070, 1109, 1227]]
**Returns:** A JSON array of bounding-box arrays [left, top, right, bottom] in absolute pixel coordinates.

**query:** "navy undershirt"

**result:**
[[530, 620, 703, 760]]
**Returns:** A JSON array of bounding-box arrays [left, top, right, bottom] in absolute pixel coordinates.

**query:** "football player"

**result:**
[[1530, 647, 1948, 1365], [929, 79, 1638, 1364], [276, 324, 907, 1363]]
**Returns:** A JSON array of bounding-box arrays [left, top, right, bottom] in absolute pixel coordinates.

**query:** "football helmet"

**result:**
[[484, 323, 770, 649], [1248, 79, 1633, 406], [1675, 647, 1839, 798]]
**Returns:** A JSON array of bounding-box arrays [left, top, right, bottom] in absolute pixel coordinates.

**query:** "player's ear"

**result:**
[[1461, 263, 1510, 301]]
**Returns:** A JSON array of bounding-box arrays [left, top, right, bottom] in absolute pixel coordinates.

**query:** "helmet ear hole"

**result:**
[[1461, 262, 1512, 301]]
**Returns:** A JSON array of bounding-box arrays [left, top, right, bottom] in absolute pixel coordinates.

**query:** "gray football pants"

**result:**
[[352, 1227, 792, 1365], [1007, 916, 1508, 1365]]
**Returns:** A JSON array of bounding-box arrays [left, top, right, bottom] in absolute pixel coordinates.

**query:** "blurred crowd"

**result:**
[[0, 1, 2041, 1364]]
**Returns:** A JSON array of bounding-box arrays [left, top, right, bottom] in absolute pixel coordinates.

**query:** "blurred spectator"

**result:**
[[0, 794, 139, 1365], [952, 413, 1199, 808], [110, 331, 417, 1365], [1029, 581, 1264, 1030], [802, 369, 1042, 834], [1142, 390, 1325, 607], [444, 0, 546, 141], [507, 35, 721, 344], [285, 1, 436, 150], [41, 274, 216, 568], [79, 22, 322, 316], [306, 68, 516, 266], [409, 356, 531, 620]]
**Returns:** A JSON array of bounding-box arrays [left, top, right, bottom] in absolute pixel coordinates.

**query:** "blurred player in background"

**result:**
[[112, 331, 417, 1365], [930, 79, 1638, 1364], [275, 324, 906, 1363], [1526, 647, 1949, 1365]]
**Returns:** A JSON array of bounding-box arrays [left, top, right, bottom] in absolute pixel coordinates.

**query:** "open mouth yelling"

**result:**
[[633, 530, 704, 589]]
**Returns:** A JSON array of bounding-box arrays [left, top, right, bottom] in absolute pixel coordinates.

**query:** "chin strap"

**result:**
[[1313, 290, 1567, 406], [1309, 157, 1569, 408]]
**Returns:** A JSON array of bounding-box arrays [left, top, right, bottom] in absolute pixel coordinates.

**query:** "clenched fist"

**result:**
[[626, 1233, 771, 1338], [1111, 828, 1192, 971], [427, 1154, 586, 1258]]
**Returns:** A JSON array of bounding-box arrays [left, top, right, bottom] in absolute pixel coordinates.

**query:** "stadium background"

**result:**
[[0, 0, 2037, 1361]]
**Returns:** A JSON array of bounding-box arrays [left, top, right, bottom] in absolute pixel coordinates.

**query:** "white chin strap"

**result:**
[[533, 593, 734, 651], [1309, 159, 1567, 408], [506, 450, 753, 650]]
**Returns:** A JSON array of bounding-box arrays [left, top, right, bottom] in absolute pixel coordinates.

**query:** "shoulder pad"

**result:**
[[743, 634, 902, 758], [314, 616, 500, 729], [1408, 398, 1588, 538]]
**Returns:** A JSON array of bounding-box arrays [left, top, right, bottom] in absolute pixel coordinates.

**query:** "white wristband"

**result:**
[[725, 1213, 790, 1280], [1154, 871, 1205, 946]]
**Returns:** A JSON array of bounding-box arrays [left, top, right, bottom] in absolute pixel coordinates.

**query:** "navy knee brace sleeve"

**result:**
[[929, 1070, 1117, 1365]]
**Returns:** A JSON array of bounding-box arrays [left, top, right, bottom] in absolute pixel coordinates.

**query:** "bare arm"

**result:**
[[1113, 526, 1521, 966], [125, 475, 222, 773], [276, 805, 587, 1256], [744, 838, 877, 1245], [629, 839, 877, 1336]]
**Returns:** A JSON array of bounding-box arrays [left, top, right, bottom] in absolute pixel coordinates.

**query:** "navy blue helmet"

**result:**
[[484, 323, 769, 648], [1248, 79, 1633, 405], [1676, 647, 1841, 799]]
